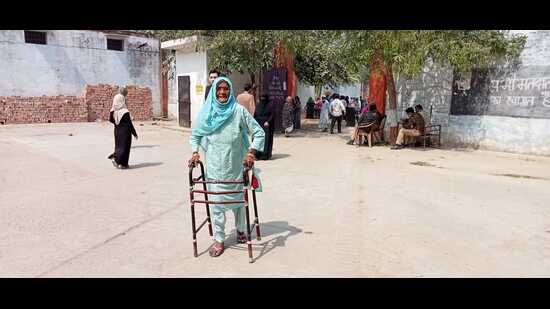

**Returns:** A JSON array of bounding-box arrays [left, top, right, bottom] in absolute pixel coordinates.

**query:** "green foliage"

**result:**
[[291, 31, 359, 87], [204, 30, 282, 76], [144, 30, 527, 87], [344, 30, 527, 77]]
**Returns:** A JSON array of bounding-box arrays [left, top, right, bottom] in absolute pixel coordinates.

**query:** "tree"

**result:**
[[144, 30, 360, 98], [290, 31, 359, 93], [344, 30, 527, 143]]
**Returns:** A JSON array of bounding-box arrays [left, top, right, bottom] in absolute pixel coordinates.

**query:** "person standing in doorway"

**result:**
[[236, 83, 256, 116], [204, 69, 220, 100], [329, 94, 346, 134]]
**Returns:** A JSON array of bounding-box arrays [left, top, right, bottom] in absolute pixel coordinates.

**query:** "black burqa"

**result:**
[[254, 96, 274, 160], [110, 111, 138, 167]]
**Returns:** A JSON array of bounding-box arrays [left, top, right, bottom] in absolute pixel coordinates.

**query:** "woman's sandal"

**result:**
[[209, 241, 225, 257]]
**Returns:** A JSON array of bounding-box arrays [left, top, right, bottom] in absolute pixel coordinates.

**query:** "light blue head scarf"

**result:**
[[192, 76, 250, 152]]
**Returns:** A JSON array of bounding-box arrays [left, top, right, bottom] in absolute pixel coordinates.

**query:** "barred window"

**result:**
[[107, 38, 124, 51], [24, 31, 47, 45]]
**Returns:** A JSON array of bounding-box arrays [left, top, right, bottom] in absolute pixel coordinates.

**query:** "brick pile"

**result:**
[[0, 84, 153, 124], [0, 96, 86, 124], [84, 85, 152, 122]]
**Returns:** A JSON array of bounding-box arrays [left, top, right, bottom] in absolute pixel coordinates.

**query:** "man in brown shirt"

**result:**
[[236, 83, 256, 116], [391, 107, 425, 150]]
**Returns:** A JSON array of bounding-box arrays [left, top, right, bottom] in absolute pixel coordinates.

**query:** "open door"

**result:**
[[178, 75, 191, 127]]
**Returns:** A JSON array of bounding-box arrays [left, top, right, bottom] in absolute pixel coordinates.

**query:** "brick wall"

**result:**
[[0, 84, 152, 124], [0, 96, 86, 124]]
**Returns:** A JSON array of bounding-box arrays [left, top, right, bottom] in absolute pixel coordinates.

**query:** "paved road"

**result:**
[[1, 121, 549, 277]]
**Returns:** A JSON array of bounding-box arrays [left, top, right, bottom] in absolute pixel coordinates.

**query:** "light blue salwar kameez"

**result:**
[[190, 77, 265, 243]]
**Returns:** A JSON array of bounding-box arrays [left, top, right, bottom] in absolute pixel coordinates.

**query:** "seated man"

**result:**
[[347, 104, 381, 145], [391, 107, 425, 150], [415, 104, 430, 125]]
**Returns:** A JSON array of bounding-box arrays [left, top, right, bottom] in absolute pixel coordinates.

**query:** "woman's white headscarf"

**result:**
[[110, 90, 130, 125]]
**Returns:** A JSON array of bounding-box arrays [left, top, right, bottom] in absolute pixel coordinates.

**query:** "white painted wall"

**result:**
[[0, 30, 161, 116], [228, 72, 252, 100], [394, 30, 550, 156], [174, 50, 208, 126], [296, 82, 316, 110], [336, 83, 362, 98]]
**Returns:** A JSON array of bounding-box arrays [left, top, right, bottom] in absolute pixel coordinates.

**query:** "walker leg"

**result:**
[[252, 190, 261, 240], [243, 188, 254, 263], [191, 201, 198, 258], [203, 186, 213, 237]]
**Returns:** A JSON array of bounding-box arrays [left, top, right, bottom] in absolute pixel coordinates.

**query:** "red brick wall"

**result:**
[[0, 84, 152, 124], [84, 85, 152, 122], [0, 96, 86, 124]]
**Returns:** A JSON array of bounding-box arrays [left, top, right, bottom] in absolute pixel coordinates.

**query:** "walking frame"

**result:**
[[188, 160, 261, 263]]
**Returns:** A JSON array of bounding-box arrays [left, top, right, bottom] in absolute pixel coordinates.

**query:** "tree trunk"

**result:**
[[368, 52, 387, 115], [385, 64, 399, 145], [368, 52, 387, 141]]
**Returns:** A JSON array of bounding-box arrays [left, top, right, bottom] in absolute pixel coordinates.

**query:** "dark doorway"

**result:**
[[178, 75, 191, 127]]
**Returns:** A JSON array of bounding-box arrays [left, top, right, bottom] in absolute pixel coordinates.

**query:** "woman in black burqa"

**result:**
[[253, 94, 274, 160], [108, 87, 138, 169]]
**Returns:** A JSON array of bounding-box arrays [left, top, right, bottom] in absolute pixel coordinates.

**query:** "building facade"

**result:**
[[393, 30, 550, 156], [0, 30, 160, 124]]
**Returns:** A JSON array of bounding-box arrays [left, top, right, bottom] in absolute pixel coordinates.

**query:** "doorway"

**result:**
[[178, 75, 191, 127]]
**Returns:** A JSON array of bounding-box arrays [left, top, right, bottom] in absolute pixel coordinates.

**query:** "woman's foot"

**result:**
[[237, 231, 247, 244], [209, 241, 225, 257]]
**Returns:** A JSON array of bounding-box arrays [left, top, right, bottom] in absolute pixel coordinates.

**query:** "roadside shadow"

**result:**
[[227, 220, 303, 262], [270, 153, 290, 160], [132, 145, 160, 149], [130, 162, 163, 169]]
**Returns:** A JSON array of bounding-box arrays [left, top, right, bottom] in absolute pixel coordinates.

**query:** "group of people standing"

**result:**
[[318, 93, 356, 134]]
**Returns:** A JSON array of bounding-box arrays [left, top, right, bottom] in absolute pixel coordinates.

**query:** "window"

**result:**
[[107, 38, 124, 51], [24, 31, 47, 45]]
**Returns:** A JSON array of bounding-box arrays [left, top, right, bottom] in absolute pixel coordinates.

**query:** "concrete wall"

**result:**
[[393, 31, 550, 156], [0, 30, 161, 116], [228, 72, 251, 100], [174, 50, 208, 125], [296, 83, 316, 111]]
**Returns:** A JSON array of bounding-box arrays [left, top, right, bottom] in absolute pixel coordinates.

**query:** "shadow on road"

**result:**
[[227, 220, 303, 262], [130, 162, 163, 169], [270, 153, 291, 160], [132, 145, 160, 149]]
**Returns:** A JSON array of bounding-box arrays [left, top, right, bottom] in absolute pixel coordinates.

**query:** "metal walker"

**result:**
[[188, 160, 261, 263]]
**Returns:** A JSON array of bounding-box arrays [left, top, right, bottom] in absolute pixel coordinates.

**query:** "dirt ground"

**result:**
[[1, 120, 549, 277]]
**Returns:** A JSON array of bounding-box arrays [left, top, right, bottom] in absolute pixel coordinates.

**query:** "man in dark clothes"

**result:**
[[204, 69, 220, 100], [391, 107, 425, 150], [109, 87, 138, 169], [254, 94, 274, 160], [347, 104, 381, 145]]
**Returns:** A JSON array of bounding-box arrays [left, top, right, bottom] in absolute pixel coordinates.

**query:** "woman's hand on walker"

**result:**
[[243, 151, 255, 168], [189, 151, 200, 167]]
